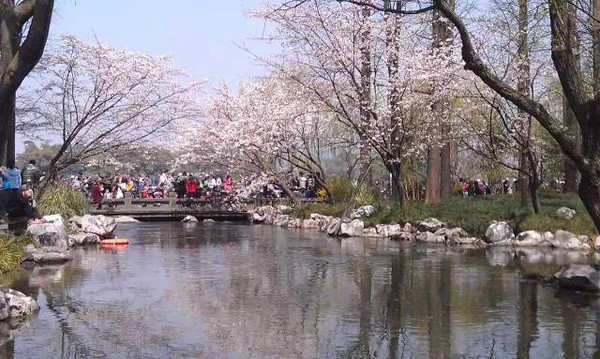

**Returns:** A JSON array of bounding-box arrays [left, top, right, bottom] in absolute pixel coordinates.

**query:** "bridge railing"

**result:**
[[89, 196, 327, 213]]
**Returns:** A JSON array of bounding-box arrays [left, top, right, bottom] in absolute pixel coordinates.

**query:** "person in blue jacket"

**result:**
[[1, 159, 21, 191]]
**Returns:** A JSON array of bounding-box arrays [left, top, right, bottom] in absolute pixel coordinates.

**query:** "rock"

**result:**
[[27, 221, 68, 248], [273, 215, 291, 227], [375, 224, 403, 237], [67, 233, 100, 247], [595, 236, 600, 252], [310, 214, 333, 232], [350, 205, 375, 219], [276, 205, 293, 214], [552, 230, 591, 251], [182, 215, 198, 223], [390, 232, 414, 241], [42, 214, 63, 224], [556, 207, 577, 220], [21, 246, 72, 265], [339, 220, 365, 237], [0, 287, 39, 321], [403, 223, 414, 233], [252, 212, 266, 223], [416, 231, 446, 243], [253, 206, 276, 224], [514, 231, 552, 247], [435, 227, 468, 242], [287, 218, 302, 229], [79, 215, 117, 238], [447, 237, 487, 247], [361, 228, 382, 238], [417, 218, 446, 233], [203, 219, 216, 224], [327, 218, 341, 236], [484, 221, 515, 244], [554, 265, 600, 293], [113, 216, 140, 224], [301, 219, 320, 230]]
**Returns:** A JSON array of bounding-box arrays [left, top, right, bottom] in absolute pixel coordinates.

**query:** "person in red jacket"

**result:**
[[91, 182, 104, 209], [186, 177, 198, 199]]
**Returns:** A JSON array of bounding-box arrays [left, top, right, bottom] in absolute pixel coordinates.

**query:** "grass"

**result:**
[[294, 193, 597, 237], [38, 184, 88, 219], [0, 233, 32, 274]]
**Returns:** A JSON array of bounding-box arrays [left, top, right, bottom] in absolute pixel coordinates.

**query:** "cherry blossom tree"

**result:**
[[18, 35, 203, 192], [180, 73, 338, 203], [252, 0, 468, 206]]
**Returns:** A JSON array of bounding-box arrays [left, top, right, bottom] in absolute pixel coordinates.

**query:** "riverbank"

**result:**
[[292, 193, 596, 237]]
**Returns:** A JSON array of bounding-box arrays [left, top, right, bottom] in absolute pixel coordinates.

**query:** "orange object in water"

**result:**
[[100, 239, 130, 245]]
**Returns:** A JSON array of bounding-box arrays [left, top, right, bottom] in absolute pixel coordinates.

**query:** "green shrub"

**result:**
[[0, 234, 31, 274], [327, 178, 354, 204], [38, 184, 88, 219]]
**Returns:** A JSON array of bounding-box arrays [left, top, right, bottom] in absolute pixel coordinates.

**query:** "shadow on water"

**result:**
[[2, 223, 600, 358]]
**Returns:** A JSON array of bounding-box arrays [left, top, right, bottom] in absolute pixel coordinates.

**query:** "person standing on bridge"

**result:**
[[186, 176, 198, 199]]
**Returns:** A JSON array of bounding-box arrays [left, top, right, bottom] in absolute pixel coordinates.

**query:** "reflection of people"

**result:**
[[6, 186, 43, 223]]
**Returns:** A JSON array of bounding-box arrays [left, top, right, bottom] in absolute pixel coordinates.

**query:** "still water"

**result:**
[[1, 222, 600, 359]]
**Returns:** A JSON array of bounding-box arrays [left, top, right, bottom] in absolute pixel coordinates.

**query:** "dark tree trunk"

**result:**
[[441, 142, 451, 199], [563, 1, 581, 193], [0, 0, 54, 165], [388, 163, 406, 208]]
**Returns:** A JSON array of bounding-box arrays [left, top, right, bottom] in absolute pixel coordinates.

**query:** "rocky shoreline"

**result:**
[[250, 205, 598, 252]]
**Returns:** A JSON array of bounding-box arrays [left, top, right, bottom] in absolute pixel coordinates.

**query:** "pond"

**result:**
[[1, 222, 600, 358]]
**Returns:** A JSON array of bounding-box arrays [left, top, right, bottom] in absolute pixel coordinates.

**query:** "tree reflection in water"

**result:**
[[2, 224, 600, 358]]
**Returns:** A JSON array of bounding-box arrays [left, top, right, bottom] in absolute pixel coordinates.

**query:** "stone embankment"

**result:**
[[250, 205, 597, 253]]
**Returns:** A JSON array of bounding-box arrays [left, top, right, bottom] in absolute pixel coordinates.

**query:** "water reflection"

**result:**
[[1, 223, 600, 358]]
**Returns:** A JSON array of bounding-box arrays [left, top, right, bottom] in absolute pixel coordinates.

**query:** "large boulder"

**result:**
[[339, 220, 365, 237], [551, 230, 591, 251], [555, 265, 600, 293], [350, 205, 375, 219], [375, 224, 403, 238], [27, 221, 68, 248], [514, 231, 553, 247], [68, 233, 100, 247], [287, 218, 303, 229], [484, 221, 515, 244], [0, 287, 39, 321], [556, 207, 577, 220], [417, 218, 446, 233], [79, 215, 117, 238], [21, 245, 72, 265], [181, 215, 198, 223]]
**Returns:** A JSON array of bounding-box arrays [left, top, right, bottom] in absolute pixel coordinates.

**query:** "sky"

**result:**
[[17, 0, 276, 153]]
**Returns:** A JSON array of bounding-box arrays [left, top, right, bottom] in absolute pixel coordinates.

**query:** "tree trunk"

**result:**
[[428, 2, 454, 203], [440, 142, 451, 199], [0, 0, 55, 165], [359, 5, 372, 186], [528, 152, 541, 214], [563, 0, 581, 193], [389, 162, 406, 208], [425, 147, 441, 204], [517, 0, 531, 209]]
